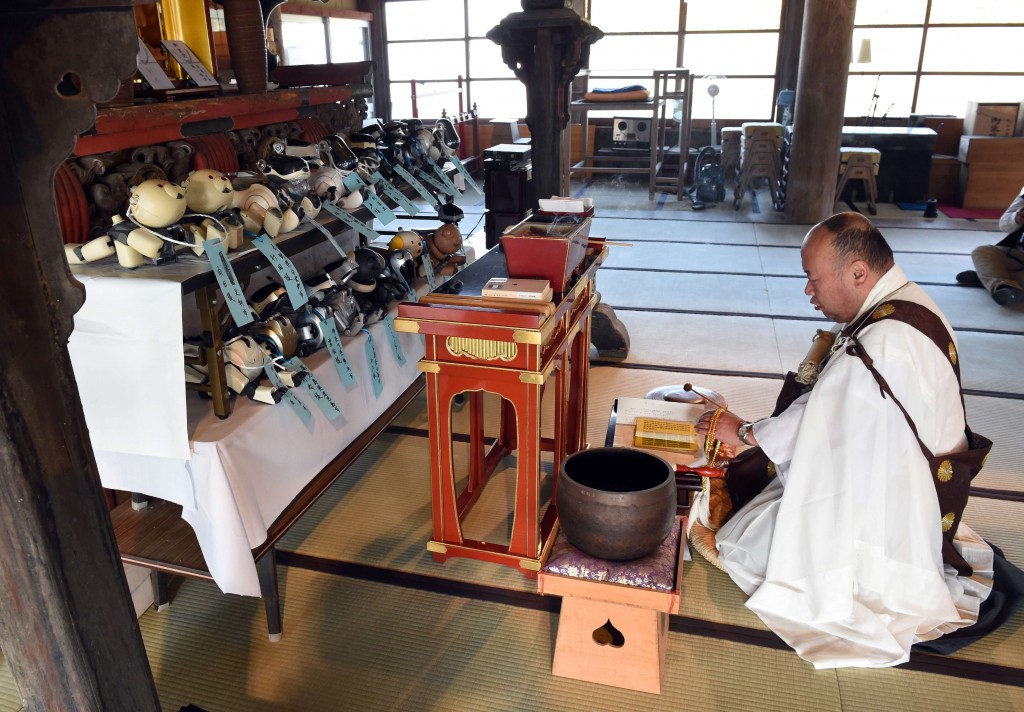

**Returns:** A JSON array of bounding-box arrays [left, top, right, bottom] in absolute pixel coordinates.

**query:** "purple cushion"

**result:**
[[543, 518, 680, 591]]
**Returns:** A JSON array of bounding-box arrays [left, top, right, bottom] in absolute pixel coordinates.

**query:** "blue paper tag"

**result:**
[[362, 329, 383, 399], [384, 314, 406, 366], [361, 188, 397, 225], [252, 233, 308, 310], [262, 359, 284, 387], [369, 171, 420, 215], [283, 356, 343, 420], [281, 390, 314, 428], [320, 201, 380, 242], [393, 163, 439, 205], [420, 253, 438, 290], [412, 166, 447, 195], [342, 171, 367, 194], [320, 317, 356, 387], [204, 238, 253, 327], [260, 361, 312, 425], [304, 216, 350, 259], [449, 155, 482, 194], [428, 159, 460, 196]]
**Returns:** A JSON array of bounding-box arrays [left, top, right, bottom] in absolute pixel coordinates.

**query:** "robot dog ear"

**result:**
[[351, 247, 386, 286], [258, 136, 287, 162], [389, 229, 424, 258], [128, 179, 187, 228], [433, 117, 460, 152], [325, 135, 359, 172]]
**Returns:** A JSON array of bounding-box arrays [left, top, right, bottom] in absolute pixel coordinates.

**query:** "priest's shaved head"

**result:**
[[800, 212, 895, 324], [815, 211, 895, 273]]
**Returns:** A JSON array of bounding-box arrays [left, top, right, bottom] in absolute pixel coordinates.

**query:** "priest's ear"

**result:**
[[849, 259, 870, 286]]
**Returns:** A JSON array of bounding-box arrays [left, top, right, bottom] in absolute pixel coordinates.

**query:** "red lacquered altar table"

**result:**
[[395, 244, 606, 576]]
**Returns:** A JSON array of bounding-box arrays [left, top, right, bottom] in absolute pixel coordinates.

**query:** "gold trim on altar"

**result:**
[[446, 336, 518, 361]]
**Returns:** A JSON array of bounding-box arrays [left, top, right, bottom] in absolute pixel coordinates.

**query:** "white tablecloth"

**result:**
[[66, 235, 451, 596], [93, 322, 423, 596], [69, 274, 191, 459]]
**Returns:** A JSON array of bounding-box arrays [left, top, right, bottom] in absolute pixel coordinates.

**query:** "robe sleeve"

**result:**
[[750, 391, 809, 476]]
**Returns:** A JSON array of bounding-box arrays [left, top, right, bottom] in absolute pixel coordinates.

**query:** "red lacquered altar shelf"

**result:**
[[395, 245, 606, 576]]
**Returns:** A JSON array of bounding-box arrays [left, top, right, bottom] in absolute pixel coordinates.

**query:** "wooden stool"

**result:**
[[837, 147, 881, 214], [734, 121, 784, 211], [538, 518, 684, 694], [720, 127, 742, 180]]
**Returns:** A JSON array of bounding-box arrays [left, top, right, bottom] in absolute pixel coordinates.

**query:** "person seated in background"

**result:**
[[956, 186, 1024, 306], [696, 212, 993, 669]]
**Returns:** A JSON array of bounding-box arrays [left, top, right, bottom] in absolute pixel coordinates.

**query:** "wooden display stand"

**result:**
[[837, 147, 881, 215], [395, 244, 605, 575], [561, 69, 693, 201], [538, 518, 685, 694]]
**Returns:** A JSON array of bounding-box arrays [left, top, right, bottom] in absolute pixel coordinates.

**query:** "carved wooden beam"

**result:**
[[0, 1, 160, 709], [487, 5, 602, 206]]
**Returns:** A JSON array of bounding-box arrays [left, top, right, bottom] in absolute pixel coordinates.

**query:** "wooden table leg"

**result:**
[[258, 547, 282, 642], [151, 571, 169, 612], [426, 372, 466, 556], [508, 379, 543, 559], [467, 390, 485, 494]]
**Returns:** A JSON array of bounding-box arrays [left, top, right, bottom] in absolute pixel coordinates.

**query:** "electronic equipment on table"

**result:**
[[483, 143, 532, 172], [612, 117, 651, 150]]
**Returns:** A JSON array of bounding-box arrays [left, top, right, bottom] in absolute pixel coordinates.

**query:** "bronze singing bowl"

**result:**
[[556, 447, 676, 561]]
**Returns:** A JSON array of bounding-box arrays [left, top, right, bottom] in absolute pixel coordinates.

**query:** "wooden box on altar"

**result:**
[[501, 217, 591, 291]]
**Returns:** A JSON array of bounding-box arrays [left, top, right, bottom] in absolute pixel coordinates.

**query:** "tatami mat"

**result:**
[[600, 270, 770, 314], [957, 333, 1024, 394], [133, 558, 1024, 712], [278, 431, 542, 593], [925, 286, 1024, 333], [754, 222, 816, 246], [763, 276, 1024, 332], [0, 655, 18, 712], [605, 240, 986, 288], [872, 227, 1005, 254], [834, 667, 1024, 712], [613, 310, 786, 375], [756, 244, 981, 285], [139, 565, 861, 712], [770, 317, 1024, 396], [602, 241, 765, 273], [274, 381, 1024, 683], [591, 216, 757, 244], [964, 396, 1024, 492], [753, 222, 1002, 249]]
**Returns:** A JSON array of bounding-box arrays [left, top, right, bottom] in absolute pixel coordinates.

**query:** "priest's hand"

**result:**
[[695, 407, 745, 448]]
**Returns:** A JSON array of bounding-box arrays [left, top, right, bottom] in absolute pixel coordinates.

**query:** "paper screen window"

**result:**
[[633, 417, 698, 452]]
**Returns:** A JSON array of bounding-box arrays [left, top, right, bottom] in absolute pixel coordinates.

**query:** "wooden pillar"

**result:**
[[775, 0, 804, 106], [0, 3, 160, 710], [784, 0, 857, 224], [487, 2, 602, 208], [358, 0, 391, 119]]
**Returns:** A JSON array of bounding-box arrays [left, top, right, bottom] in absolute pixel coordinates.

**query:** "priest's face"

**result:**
[[801, 228, 864, 324]]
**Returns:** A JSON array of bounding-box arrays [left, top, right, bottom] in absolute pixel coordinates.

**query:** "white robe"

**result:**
[[715, 265, 994, 669]]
